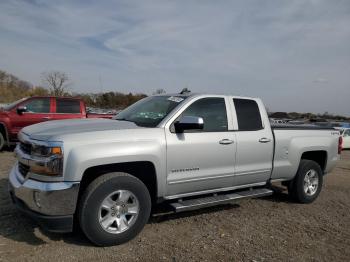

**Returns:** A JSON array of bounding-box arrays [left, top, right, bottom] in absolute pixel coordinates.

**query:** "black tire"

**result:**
[[288, 160, 323, 203], [0, 132, 5, 151], [78, 172, 151, 246]]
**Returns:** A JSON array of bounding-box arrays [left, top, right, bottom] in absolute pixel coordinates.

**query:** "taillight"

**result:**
[[338, 136, 343, 154]]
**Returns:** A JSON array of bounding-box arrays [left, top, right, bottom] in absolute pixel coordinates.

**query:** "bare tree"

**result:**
[[41, 71, 70, 96]]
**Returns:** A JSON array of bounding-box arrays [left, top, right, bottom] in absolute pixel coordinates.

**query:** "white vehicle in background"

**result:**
[[340, 128, 350, 149]]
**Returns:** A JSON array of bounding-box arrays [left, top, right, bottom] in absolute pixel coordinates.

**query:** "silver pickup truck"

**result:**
[[8, 93, 341, 246]]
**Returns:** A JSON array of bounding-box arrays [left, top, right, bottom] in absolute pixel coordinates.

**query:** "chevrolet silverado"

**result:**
[[8, 93, 341, 246]]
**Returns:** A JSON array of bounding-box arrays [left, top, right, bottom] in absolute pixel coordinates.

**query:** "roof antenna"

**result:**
[[179, 87, 191, 95]]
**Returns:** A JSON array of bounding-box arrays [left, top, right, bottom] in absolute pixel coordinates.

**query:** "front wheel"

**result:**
[[288, 160, 323, 203], [78, 172, 151, 246]]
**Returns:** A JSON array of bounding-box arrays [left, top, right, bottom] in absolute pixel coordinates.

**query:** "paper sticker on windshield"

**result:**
[[168, 96, 184, 103]]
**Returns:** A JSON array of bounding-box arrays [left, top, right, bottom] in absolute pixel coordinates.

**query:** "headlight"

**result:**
[[29, 144, 63, 176], [31, 145, 62, 157]]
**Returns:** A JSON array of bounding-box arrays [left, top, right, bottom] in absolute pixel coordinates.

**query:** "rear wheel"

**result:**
[[288, 160, 323, 203], [78, 172, 151, 246], [0, 132, 5, 151]]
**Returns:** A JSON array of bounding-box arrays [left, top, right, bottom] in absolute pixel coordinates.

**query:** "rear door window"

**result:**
[[56, 99, 81, 114], [233, 98, 263, 131]]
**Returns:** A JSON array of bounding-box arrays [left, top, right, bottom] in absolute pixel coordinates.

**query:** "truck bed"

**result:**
[[271, 125, 339, 182]]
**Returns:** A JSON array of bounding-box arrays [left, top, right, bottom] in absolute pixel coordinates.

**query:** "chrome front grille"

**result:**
[[18, 162, 30, 178]]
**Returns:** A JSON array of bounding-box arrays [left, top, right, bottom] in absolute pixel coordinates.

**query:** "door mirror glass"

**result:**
[[174, 116, 204, 133], [16, 106, 27, 115]]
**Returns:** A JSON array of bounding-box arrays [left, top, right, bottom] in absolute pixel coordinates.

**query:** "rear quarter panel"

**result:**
[[271, 129, 340, 180]]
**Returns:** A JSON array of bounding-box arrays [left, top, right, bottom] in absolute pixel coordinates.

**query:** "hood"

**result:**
[[22, 118, 140, 141]]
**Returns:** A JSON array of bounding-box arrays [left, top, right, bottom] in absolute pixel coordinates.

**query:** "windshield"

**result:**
[[1, 97, 27, 111], [114, 96, 186, 127]]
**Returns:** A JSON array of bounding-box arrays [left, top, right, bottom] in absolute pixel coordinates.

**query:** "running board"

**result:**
[[170, 188, 273, 213]]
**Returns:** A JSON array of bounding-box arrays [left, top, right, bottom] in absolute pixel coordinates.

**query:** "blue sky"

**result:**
[[0, 0, 349, 115]]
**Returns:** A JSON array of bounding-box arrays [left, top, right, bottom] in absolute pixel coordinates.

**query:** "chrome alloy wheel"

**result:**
[[99, 190, 140, 234], [303, 169, 319, 196]]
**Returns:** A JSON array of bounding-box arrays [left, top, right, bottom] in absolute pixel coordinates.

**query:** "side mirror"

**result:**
[[16, 106, 27, 115], [174, 116, 204, 133]]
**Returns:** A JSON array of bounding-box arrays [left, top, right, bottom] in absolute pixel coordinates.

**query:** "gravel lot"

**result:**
[[0, 150, 349, 262]]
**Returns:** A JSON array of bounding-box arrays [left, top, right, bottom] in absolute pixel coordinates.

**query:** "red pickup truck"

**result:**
[[0, 96, 114, 150]]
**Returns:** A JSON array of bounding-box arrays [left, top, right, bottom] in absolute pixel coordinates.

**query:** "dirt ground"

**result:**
[[0, 150, 349, 262]]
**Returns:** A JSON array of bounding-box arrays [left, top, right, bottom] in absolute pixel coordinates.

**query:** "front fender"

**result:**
[[63, 140, 166, 197]]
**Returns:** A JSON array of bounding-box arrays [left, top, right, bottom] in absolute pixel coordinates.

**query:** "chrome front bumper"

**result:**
[[8, 162, 80, 216]]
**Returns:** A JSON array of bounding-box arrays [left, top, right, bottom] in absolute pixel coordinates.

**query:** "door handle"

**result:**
[[219, 139, 234, 145], [259, 137, 271, 143], [42, 117, 51, 120]]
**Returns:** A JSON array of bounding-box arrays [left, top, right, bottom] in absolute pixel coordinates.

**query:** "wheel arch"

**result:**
[[79, 161, 158, 204], [300, 150, 327, 172]]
